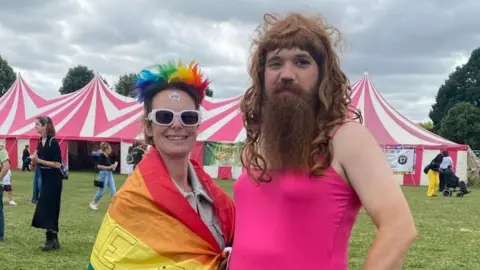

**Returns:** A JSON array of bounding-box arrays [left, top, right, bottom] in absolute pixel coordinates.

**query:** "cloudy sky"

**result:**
[[1, 0, 479, 122]]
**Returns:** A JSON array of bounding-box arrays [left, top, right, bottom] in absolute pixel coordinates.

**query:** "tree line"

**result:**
[[0, 56, 214, 99]]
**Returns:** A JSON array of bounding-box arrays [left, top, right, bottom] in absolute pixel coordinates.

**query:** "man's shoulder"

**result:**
[[330, 121, 377, 153]]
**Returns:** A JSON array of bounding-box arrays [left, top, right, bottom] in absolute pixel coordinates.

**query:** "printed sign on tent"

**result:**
[[203, 141, 243, 166], [382, 147, 416, 174]]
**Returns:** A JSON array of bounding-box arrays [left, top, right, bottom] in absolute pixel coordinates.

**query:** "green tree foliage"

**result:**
[[429, 48, 480, 131], [59, 65, 110, 94], [417, 121, 434, 132], [0, 55, 17, 97], [206, 87, 213, 97], [59, 65, 95, 95], [114, 73, 137, 97], [438, 102, 480, 149]]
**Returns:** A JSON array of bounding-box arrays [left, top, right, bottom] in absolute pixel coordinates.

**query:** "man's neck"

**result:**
[[160, 152, 191, 192]]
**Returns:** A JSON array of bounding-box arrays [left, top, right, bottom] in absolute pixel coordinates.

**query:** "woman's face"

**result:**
[[145, 89, 199, 159], [35, 119, 46, 135], [106, 146, 112, 155]]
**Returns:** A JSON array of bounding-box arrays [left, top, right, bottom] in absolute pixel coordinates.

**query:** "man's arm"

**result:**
[[333, 122, 417, 270]]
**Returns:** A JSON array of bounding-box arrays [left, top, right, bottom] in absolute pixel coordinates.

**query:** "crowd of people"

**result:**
[[1, 11, 474, 270]]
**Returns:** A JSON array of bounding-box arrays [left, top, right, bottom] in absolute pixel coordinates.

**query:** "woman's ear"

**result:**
[[144, 121, 153, 137]]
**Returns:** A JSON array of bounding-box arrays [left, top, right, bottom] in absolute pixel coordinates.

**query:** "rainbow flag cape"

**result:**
[[88, 148, 235, 270]]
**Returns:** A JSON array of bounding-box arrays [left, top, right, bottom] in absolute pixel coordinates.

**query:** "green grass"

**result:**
[[1, 171, 479, 269]]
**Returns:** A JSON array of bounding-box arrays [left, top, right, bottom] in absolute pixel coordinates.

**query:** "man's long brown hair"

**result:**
[[240, 13, 362, 183]]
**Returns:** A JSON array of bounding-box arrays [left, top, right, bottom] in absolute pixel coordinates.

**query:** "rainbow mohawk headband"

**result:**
[[133, 59, 210, 102]]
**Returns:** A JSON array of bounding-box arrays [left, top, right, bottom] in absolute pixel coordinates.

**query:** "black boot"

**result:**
[[41, 231, 59, 251], [52, 232, 60, 249]]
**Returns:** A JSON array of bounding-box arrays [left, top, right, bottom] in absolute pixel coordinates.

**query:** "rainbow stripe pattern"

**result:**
[[134, 60, 210, 102], [89, 148, 235, 270]]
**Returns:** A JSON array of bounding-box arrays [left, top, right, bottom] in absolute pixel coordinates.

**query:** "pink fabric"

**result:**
[[229, 168, 362, 270]]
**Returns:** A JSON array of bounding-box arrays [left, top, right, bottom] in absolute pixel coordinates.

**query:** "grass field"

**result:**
[[1, 171, 479, 269]]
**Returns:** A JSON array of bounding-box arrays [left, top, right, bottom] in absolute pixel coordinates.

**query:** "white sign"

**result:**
[[383, 148, 416, 174]]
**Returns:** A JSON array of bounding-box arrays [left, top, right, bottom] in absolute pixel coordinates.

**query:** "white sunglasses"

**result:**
[[147, 109, 202, 126]]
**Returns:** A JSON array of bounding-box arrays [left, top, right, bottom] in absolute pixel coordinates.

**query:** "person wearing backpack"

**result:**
[[425, 153, 443, 197], [126, 140, 146, 170]]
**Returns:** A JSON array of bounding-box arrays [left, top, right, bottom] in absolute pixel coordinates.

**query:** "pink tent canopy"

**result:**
[[350, 73, 466, 151], [0, 75, 246, 142]]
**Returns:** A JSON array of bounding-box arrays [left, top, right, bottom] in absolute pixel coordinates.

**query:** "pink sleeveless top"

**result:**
[[228, 167, 361, 270]]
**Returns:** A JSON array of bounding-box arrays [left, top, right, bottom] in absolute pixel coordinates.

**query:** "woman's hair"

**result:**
[[442, 150, 449, 157], [434, 153, 444, 163], [132, 60, 210, 146], [36, 116, 56, 137], [240, 13, 362, 182], [141, 83, 201, 145], [100, 142, 111, 151]]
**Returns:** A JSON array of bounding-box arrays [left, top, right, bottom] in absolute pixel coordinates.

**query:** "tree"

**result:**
[[59, 65, 95, 95], [206, 87, 213, 97], [429, 47, 480, 131], [114, 73, 137, 97], [0, 55, 17, 98], [417, 121, 434, 132], [438, 102, 480, 149]]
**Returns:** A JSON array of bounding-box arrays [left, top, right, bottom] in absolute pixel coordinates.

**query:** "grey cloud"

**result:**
[[0, 0, 479, 122]]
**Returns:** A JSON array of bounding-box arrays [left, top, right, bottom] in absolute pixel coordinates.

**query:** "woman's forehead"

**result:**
[[152, 90, 196, 109]]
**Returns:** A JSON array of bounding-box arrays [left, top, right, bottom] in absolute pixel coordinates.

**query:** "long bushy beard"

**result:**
[[260, 88, 316, 171]]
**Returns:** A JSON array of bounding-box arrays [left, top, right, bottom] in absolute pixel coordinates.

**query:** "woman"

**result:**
[[426, 153, 443, 197], [31, 116, 63, 251], [89, 60, 235, 270], [89, 142, 117, 210]]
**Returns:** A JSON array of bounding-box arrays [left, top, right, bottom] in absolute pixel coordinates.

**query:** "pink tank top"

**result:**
[[228, 167, 361, 270]]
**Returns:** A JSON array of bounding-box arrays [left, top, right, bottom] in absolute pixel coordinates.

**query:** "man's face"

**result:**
[[264, 47, 319, 96]]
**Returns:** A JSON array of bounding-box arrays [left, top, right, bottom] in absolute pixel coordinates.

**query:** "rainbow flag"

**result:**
[[89, 148, 235, 270]]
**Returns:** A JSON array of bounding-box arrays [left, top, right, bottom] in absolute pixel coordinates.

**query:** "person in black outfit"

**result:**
[[30, 116, 63, 251], [22, 145, 31, 171], [126, 140, 147, 169]]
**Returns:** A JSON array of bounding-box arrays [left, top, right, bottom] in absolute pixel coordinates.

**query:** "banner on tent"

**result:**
[[203, 141, 243, 166], [382, 147, 416, 174]]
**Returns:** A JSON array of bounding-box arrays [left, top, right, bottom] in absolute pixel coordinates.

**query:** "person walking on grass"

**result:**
[[2, 169, 17, 205], [0, 144, 11, 241], [89, 142, 117, 210]]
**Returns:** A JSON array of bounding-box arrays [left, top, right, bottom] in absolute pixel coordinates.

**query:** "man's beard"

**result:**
[[260, 85, 316, 171]]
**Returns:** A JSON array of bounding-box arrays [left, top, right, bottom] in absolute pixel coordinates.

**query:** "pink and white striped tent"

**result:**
[[0, 74, 247, 173], [0, 73, 468, 184], [350, 73, 468, 185]]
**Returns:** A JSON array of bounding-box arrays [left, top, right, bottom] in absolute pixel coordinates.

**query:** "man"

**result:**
[[0, 144, 11, 241], [228, 13, 417, 269]]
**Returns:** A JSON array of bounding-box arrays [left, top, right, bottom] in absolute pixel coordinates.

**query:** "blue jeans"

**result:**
[[0, 185, 4, 238], [93, 171, 116, 203], [32, 165, 42, 204]]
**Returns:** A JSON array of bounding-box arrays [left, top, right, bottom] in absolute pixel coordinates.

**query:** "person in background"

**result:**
[[426, 154, 443, 197], [126, 139, 147, 170], [89, 60, 235, 269], [31, 116, 64, 251], [22, 145, 31, 171], [0, 144, 11, 241], [89, 142, 117, 210], [439, 150, 454, 192], [31, 152, 42, 204], [2, 169, 17, 205], [228, 13, 416, 270]]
